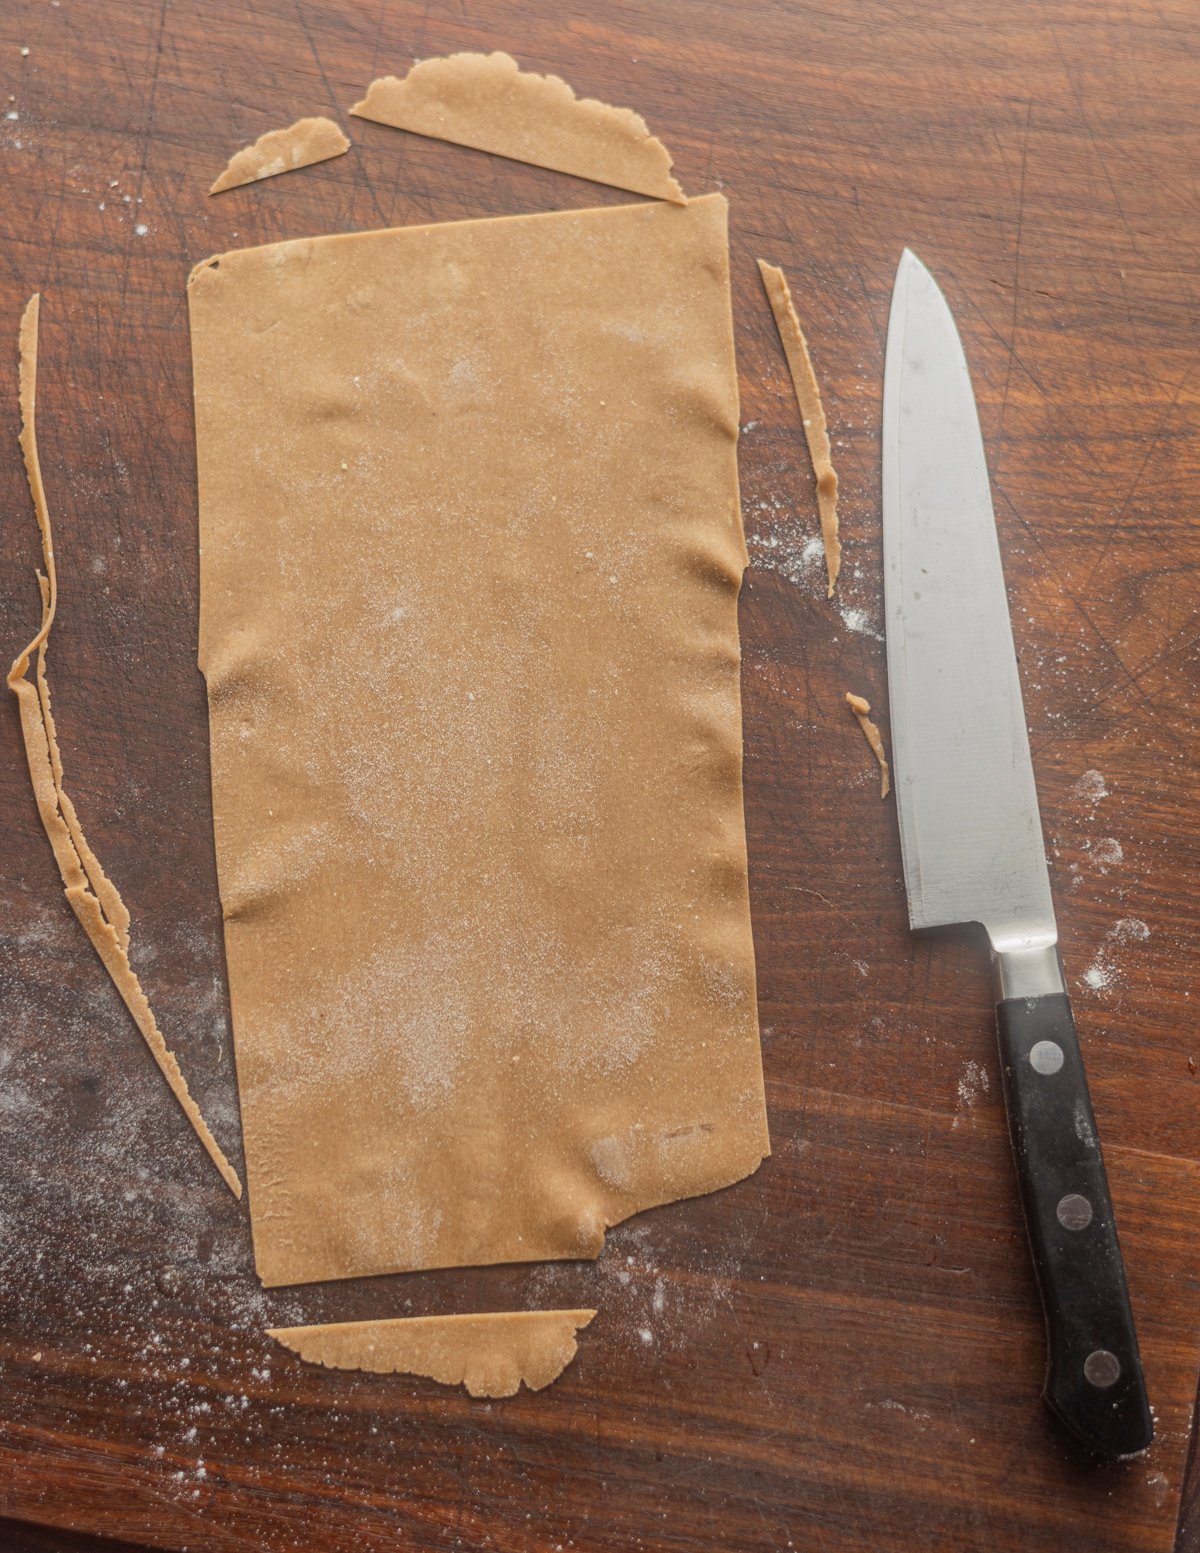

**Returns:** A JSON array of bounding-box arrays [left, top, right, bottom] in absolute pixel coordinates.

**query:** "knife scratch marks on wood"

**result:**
[[845, 693, 891, 799], [757, 260, 840, 596], [6, 295, 242, 1200]]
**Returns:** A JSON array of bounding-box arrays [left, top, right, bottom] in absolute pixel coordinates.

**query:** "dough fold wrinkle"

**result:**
[[350, 51, 686, 204], [209, 116, 350, 195], [757, 260, 841, 596], [188, 194, 768, 1289], [268, 1310, 596, 1397], [7, 296, 242, 1199]]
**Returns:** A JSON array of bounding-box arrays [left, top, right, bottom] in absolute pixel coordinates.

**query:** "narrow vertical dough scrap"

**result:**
[[33, 577, 131, 955], [268, 1310, 596, 1397], [845, 692, 891, 799], [757, 260, 841, 596], [7, 296, 242, 1200], [350, 51, 686, 204], [209, 117, 350, 195]]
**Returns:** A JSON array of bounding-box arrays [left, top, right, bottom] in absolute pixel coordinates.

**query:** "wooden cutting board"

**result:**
[[1, 1, 1198, 1549]]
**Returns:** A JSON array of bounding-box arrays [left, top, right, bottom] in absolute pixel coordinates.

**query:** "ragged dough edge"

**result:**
[[757, 260, 841, 596], [845, 693, 891, 799], [350, 51, 686, 204], [209, 116, 350, 195], [186, 193, 723, 294], [268, 1310, 597, 1397], [6, 295, 242, 1199]]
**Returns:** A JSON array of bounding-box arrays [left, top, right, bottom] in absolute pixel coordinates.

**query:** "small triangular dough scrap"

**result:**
[[209, 116, 350, 195], [350, 51, 686, 204], [268, 1310, 597, 1397]]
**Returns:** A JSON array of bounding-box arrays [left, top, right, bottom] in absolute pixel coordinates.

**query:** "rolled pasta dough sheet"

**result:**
[[188, 193, 768, 1289]]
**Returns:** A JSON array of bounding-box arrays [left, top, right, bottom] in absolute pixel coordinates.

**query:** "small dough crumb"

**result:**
[[268, 1310, 597, 1397], [209, 116, 350, 195], [350, 51, 685, 204], [757, 260, 840, 596], [845, 693, 891, 799], [7, 295, 242, 1199]]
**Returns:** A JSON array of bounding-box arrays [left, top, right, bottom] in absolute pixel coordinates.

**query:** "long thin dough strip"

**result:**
[[268, 1310, 597, 1397], [34, 576, 131, 953], [350, 52, 686, 204], [845, 692, 891, 799], [7, 296, 242, 1199], [757, 260, 841, 596], [209, 117, 350, 195]]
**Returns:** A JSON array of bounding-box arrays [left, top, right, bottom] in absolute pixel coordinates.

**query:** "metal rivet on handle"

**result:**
[[1056, 1193, 1093, 1231], [1029, 1040, 1064, 1075], [1084, 1350, 1121, 1389]]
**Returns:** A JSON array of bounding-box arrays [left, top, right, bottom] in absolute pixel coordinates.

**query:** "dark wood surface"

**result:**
[[1, 1, 1198, 1549]]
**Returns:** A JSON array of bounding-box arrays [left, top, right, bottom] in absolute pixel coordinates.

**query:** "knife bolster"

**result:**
[[991, 940, 1067, 1000]]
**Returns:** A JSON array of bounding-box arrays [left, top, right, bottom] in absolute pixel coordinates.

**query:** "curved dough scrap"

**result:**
[[268, 1309, 597, 1398], [350, 51, 685, 204], [7, 296, 242, 1200], [209, 116, 350, 195], [845, 692, 891, 799], [757, 260, 841, 596]]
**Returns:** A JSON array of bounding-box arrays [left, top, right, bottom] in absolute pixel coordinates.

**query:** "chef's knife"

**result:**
[[882, 249, 1152, 1457]]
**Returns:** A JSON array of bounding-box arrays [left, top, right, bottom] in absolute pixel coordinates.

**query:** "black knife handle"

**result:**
[[995, 991, 1152, 1456]]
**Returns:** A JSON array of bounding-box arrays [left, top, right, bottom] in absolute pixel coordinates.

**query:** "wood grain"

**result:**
[[0, 1, 1198, 1550]]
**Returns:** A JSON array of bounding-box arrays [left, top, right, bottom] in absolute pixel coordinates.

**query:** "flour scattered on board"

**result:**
[[1080, 918, 1151, 995], [1072, 769, 1109, 807], [865, 1397, 934, 1425], [1085, 836, 1123, 873], [952, 1058, 990, 1128], [957, 1059, 990, 1109], [1082, 960, 1112, 993], [838, 603, 883, 641], [748, 511, 826, 588]]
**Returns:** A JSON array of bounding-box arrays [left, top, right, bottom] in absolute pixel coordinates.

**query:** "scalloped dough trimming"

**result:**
[[350, 51, 685, 202]]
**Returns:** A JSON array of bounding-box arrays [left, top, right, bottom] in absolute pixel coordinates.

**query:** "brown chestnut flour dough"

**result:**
[[209, 117, 350, 195], [188, 192, 769, 1289], [350, 52, 685, 203], [757, 261, 841, 596], [845, 693, 891, 799], [9, 296, 241, 1199], [268, 1310, 596, 1397]]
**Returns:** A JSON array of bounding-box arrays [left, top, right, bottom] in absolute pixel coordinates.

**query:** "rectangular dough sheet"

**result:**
[[188, 193, 769, 1288]]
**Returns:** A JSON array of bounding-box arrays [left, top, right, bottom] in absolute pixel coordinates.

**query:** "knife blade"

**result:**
[[882, 248, 1152, 1457]]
